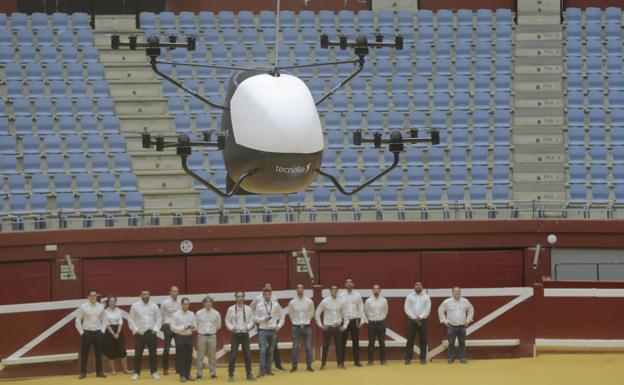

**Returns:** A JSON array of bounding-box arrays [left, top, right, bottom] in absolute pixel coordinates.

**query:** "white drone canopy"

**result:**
[[229, 73, 324, 154]]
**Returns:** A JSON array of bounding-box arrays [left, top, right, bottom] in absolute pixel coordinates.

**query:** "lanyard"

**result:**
[[235, 305, 246, 323], [264, 300, 272, 317]]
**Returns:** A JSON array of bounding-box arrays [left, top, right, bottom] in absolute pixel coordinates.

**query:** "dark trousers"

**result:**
[[174, 334, 193, 379], [134, 330, 158, 374], [447, 325, 467, 361], [321, 326, 343, 365], [367, 321, 386, 363], [228, 333, 252, 376], [341, 318, 361, 364], [162, 324, 174, 372], [405, 319, 428, 363], [80, 330, 104, 374]]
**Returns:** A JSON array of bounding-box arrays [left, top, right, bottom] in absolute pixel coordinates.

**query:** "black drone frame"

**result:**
[[111, 32, 440, 197]]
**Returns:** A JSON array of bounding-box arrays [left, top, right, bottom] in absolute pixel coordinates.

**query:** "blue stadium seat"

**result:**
[[75, 173, 94, 193]]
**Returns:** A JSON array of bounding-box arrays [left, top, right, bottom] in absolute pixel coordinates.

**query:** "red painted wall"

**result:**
[[82, 257, 186, 297], [566, 1, 624, 8], [421, 250, 524, 288], [187, 253, 288, 293], [166, 0, 371, 13], [0, 261, 51, 305], [418, 0, 515, 11], [0, 0, 17, 14]]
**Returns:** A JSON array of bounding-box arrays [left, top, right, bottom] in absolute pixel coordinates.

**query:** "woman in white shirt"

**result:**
[[103, 296, 131, 374]]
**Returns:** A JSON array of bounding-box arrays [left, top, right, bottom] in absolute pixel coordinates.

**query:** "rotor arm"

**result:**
[[180, 157, 256, 198], [314, 59, 364, 106]]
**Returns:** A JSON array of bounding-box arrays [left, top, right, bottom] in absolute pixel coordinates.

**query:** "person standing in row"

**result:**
[[195, 296, 221, 380], [364, 284, 388, 366], [438, 287, 474, 364], [340, 278, 366, 367], [315, 284, 345, 370], [171, 298, 196, 383], [160, 285, 181, 376], [286, 283, 315, 372], [253, 288, 284, 377], [404, 282, 431, 365], [250, 282, 285, 372], [129, 289, 161, 381], [75, 289, 107, 379], [103, 295, 131, 375], [225, 291, 255, 382]]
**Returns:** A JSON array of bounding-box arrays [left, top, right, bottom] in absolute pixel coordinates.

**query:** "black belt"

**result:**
[[368, 320, 385, 323], [448, 324, 466, 328], [258, 328, 277, 332], [293, 324, 310, 328], [199, 333, 215, 336]]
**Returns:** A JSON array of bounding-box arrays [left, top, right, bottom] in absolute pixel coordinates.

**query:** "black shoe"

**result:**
[[448, 359, 455, 364], [320, 364, 326, 371], [337, 364, 346, 369], [186, 377, 196, 382], [246, 373, 256, 381], [211, 375, 218, 379], [367, 361, 373, 366], [275, 365, 285, 372], [289, 367, 297, 373], [79, 373, 86, 379], [404, 359, 411, 365], [96, 373, 107, 378], [180, 376, 187, 383], [196, 375, 202, 380], [257, 371, 265, 378], [306, 366, 314, 372], [420, 360, 426, 365], [354, 362, 362, 367], [460, 359, 468, 364], [381, 361, 388, 365]]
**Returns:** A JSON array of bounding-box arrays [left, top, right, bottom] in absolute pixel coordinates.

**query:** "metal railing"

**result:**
[[554, 262, 624, 281]]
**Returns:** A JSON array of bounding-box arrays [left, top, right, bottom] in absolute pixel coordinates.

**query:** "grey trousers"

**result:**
[[196, 334, 217, 377]]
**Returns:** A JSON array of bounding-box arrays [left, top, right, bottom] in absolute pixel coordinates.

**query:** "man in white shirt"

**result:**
[[438, 287, 474, 364], [160, 285, 180, 375], [75, 289, 107, 379], [195, 296, 222, 380], [225, 291, 255, 382], [253, 288, 284, 377], [339, 278, 366, 367], [250, 282, 284, 372], [171, 298, 196, 382], [128, 289, 162, 380], [286, 283, 315, 372], [315, 284, 345, 370], [404, 281, 431, 365], [364, 284, 388, 365]]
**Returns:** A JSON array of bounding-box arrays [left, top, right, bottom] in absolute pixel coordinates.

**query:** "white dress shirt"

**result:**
[[195, 308, 222, 335], [75, 301, 107, 335], [171, 309, 196, 336], [225, 304, 255, 333], [339, 289, 366, 321], [438, 297, 474, 326], [160, 296, 181, 325], [404, 291, 432, 320], [253, 299, 285, 330], [315, 296, 345, 328], [287, 296, 315, 326], [128, 300, 162, 335], [105, 307, 124, 326], [364, 295, 388, 322]]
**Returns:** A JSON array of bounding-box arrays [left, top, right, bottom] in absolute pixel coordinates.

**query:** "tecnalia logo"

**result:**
[[275, 164, 311, 174]]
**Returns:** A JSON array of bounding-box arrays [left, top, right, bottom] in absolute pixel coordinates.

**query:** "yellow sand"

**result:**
[[1, 354, 623, 385]]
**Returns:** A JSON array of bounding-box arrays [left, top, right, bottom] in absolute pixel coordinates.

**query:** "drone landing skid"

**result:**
[[181, 160, 256, 198]]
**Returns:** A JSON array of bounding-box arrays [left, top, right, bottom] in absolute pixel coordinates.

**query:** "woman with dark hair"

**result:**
[[103, 295, 131, 374]]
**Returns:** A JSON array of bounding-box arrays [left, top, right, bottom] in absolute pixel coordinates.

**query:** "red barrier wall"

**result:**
[[0, 261, 51, 304], [566, 1, 624, 8], [165, 0, 371, 13], [0, 0, 17, 14], [417, 0, 515, 11]]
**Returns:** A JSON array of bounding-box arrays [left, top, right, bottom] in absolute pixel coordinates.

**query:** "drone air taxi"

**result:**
[[110, 3, 439, 198]]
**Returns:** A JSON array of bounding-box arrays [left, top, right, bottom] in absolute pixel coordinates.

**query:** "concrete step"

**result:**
[[135, 171, 195, 190], [513, 73, 562, 92], [515, 24, 563, 41], [142, 191, 199, 210], [108, 80, 163, 98], [514, 57, 563, 75], [517, 0, 561, 13], [517, 15, 562, 25], [514, 91, 563, 108], [132, 153, 191, 171], [94, 15, 138, 32], [119, 115, 174, 134], [514, 147, 566, 164], [104, 63, 157, 80], [99, 49, 148, 64], [513, 163, 566, 183], [515, 41, 563, 58], [512, 132, 564, 145], [114, 97, 168, 115], [512, 189, 567, 203], [513, 108, 564, 127]]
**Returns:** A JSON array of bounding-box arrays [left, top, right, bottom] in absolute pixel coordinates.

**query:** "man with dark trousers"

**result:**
[[404, 281, 431, 365], [160, 285, 181, 375], [128, 289, 162, 381], [339, 278, 366, 367], [364, 284, 388, 365], [315, 285, 346, 370], [75, 289, 107, 379], [171, 298, 196, 382], [250, 282, 285, 372], [225, 290, 256, 382]]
